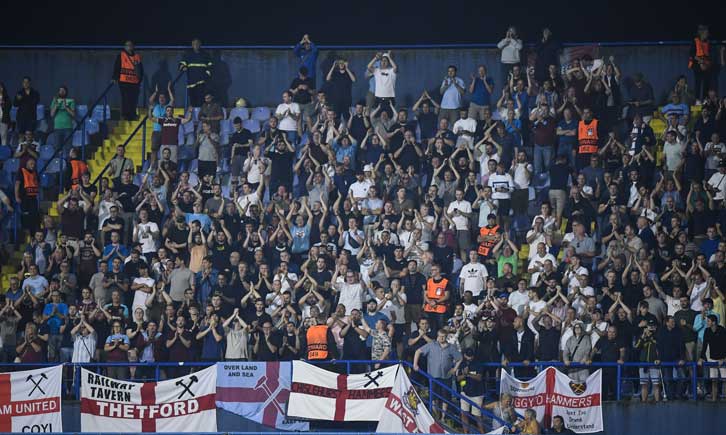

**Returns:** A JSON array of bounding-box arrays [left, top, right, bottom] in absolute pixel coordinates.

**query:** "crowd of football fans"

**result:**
[[1, 26, 726, 411]]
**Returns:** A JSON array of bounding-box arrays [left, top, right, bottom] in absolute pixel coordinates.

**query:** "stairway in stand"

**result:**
[[0, 116, 151, 290]]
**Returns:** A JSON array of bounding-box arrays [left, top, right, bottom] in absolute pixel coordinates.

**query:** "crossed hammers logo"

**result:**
[[364, 371, 384, 388], [175, 375, 199, 399], [26, 373, 48, 396]]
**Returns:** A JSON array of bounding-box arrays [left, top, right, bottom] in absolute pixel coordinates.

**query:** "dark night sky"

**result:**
[[3, 0, 726, 46]]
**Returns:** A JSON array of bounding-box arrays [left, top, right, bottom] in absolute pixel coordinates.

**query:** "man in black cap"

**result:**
[[456, 348, 486, 434]]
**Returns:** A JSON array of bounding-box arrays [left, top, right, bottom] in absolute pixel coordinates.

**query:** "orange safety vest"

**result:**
[[424, 277, 449, 314], [119, 51, 141, 84], [306, 325, 329, 360], [477, 224, 500, 257], [577, 119, 599, 154], [20, 167, 39, 198], [70, 159, 88, 189], [689, 38, 711, 69]]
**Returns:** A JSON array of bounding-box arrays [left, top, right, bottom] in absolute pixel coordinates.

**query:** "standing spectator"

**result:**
[[15, 158, 40, 239], [13, 76, 40, 134], [49, 85, 75, 149], [468, 65, 495, 120], [456, 348, 487, 434], [0, 82, 10, 145], [534, 28, 561, 84], [501, 316, 536, 377], [275, 91, 301, 145], [196, 120, 220, 178], [563, 321, 591, 381], [699, 314, 726, 401], [497, 27, 523, 82], [165, 316, 192, 378], [290, 67, 315, 122], [367, 52, 398, 112], [148, 83, 174, 166], [589, 325, 626, 400], [634, 320, 661, 402], [294, 34, 319, 86], [112, 41, 143, 121], [104, 320, 130, 379], [199, 93, 224, 133], [325, 59, 356, 121], [689, 25, 716, 103], [413, 329, 462, 419], [179, 38, 213, 108], [439, 65, 465, 126], [532, 103, 557, 175], [70, 313, 96, 363]]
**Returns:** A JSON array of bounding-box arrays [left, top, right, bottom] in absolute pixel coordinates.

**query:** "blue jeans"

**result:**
[[534, 144, 553, 175]]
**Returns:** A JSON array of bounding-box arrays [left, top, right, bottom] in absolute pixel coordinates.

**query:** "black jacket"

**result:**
[[502, 328, 536, 362], [13, 88, 40, 123]]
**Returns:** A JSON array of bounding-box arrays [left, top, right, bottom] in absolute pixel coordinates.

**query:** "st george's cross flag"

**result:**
[[0, 365, 63, 433], [216, 361, 308, 431], [500, 367, 603, 433], [287, 361, 397, 421], [80, 366, 217, 432]]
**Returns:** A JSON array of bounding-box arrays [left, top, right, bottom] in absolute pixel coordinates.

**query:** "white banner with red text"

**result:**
[[0, 365, 62, 433], [499, 367, 602, 433], [287, 360, 397, 421], [80, 366, 217, 432]]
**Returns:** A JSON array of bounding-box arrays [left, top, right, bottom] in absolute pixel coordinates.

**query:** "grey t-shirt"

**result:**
[[197, 132, 220, 162], [169, 267, 195, 302], [418, 341, 461, 379]]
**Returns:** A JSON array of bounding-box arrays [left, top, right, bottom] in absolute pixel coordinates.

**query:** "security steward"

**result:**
[[478, 213, 502, 276], [179, 38, 213, 107], [15, 157, 40, 238], [303, 315, 339, 370], [576, 108, 602, 170], [423, 263, 452, 332], [112, 40, 143, 121]]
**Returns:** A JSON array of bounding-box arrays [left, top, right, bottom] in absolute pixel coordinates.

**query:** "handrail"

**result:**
[[0, 40, 720, 50], [38, 81, 114, 175], [90, 70, 185, 186]]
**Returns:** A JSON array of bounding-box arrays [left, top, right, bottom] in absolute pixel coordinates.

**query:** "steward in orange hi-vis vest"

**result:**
[[577, 119, 599, 155]]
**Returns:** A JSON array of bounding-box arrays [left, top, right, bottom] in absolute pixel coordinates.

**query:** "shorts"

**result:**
[[151, 131, 162, 151], [460, 393, 484, 416], [457, 230, 472, 251], [432, 378, 451, 403], [404, 304, 422, 325], [707, 358, 726, 379], [639, 367, 661, 385]]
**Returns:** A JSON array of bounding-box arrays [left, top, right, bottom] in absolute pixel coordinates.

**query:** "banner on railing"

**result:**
[[0, 365, 62, 433], [216, 361, 309, 431], [376, 366, 446, 433], [287, 361, 396, 421], [80, 366, 217, 433], [500, 367, 603, 433]]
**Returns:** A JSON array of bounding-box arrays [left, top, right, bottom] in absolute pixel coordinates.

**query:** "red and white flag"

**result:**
[[0, 365, 62, 433], [376, 366, 445, 433], [80, 366, 217, 432], [500, 367, 603, 433], [287, 361, 396, 421]]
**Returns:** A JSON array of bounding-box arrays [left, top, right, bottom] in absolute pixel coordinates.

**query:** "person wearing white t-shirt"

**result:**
[[130, 265, 155, 319], [459, 250, 488, 299], [527, 242, 557, 286], [234, 182, 263, 217], [349, 173, 373, 204], [707, 164, 726, 201], [275, 91, 301, 143], [133, 209, 159, 261], [487, 162, 514, 220], [525, 217, 548, 260], [508, 281, 530, 316], [452, 109, 477, 148], [367, 52, 398, 104], [563, 255, 589, 293]]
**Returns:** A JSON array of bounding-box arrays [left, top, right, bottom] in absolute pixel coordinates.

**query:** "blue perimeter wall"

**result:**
[[56, 402, 721, 434], [1, 44, 724, 109]]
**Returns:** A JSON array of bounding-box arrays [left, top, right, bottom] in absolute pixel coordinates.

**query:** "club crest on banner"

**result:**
[[569, 381, 586, 395], [403, 386, 420, 416]]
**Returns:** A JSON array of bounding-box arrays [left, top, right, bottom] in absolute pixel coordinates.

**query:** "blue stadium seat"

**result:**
[[41, 172, 57, 188], [36, 158, 49, 172], [192, 107, 201, 122], [44, 158, 65, 174], [179, 146, 196, 162], [220, 119, 231, 135], [250, 107, 271, 121], [189, 159, 198, 173], [0, 170, 11, 189], [10, 107, 17, 122], [0, 146, 11, 161], [76, 105, 89, 120], [182, 119, 195, 136], [39, 145, 55, 161], [91, 105, 111, 122], [3, 158, 20, 174], [243, 119, 260, 133], [229, 107, 249, 121], [85, 119, 100, 135], [72, 130, 87, 147], [36, 105, 45, 121]]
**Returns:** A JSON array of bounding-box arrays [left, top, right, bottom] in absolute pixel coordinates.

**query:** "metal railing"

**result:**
[[6, 359, 723, 434], [90, 70, 186, 186]]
